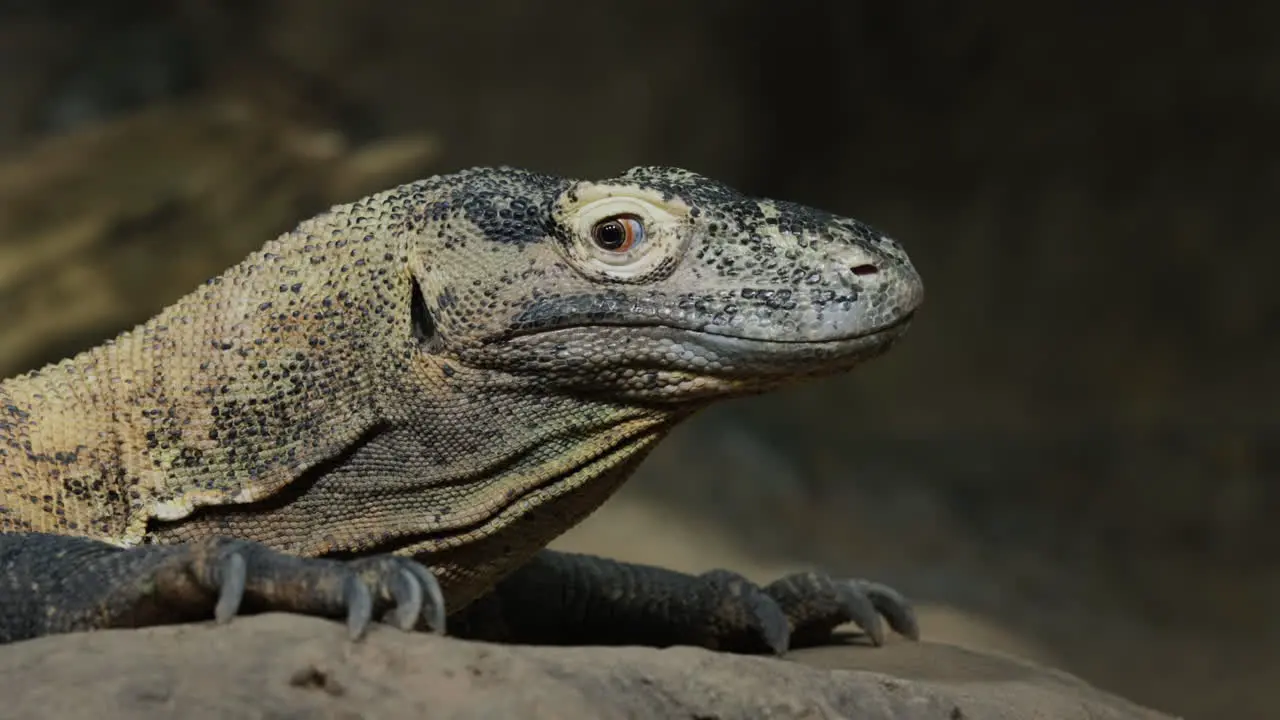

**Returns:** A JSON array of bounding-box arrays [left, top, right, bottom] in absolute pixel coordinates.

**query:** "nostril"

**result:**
[[850, 263, 879, 276]]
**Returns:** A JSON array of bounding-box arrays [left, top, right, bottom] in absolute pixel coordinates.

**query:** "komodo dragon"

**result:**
[[0, 166, 924, 654]]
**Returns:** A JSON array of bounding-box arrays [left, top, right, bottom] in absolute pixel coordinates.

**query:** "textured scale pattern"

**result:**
[[0, 166, 923, 648]]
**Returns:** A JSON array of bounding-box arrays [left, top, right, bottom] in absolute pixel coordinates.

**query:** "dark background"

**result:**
[[1, 3, 1275, 717]]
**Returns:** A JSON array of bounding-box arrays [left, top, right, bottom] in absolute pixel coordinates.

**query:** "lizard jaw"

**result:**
[[458, 311, 915, 395], [666, 311, 916, 369]]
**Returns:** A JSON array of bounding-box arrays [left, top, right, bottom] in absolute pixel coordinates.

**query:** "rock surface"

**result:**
[[0, 614, 1176, 720]]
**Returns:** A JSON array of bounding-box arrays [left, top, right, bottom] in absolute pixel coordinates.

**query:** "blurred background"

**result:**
[[0, 2, 1275, 717]]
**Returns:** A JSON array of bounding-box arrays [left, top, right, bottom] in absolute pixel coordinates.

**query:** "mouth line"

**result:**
[[500, 310, 916, 349]]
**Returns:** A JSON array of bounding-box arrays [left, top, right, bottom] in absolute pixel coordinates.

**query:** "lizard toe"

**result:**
[[764, 570, 918, 649], [694, 568, 791, 655], [348, 555, 447, 635], [855, 578, 919, 641]]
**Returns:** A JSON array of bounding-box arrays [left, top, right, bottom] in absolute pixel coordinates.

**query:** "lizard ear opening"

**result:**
[[410, 276, 437, 344]]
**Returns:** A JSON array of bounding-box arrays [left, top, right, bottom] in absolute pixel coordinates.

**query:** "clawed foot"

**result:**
[[157, 537, 446, 639], [692, 568, 919, 655]]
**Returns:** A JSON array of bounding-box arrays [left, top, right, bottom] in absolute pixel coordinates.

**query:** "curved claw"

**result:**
[[365, 559, 448, 635], [389, 568, 425, 631], [749, 592, 791, 655], [343, 576, 375, 640], [837, 580, 885, 646], [858, 579, 919, 641], [402, 562, 447, 635], [214, 551, 247, 624]]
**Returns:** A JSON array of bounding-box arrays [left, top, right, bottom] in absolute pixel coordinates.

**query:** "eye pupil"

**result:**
[[591, 215, 642, 252], [594, 220, 627, 250]]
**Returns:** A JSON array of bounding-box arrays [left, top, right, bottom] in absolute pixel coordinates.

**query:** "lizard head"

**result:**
[[405, 165, 924, 402]]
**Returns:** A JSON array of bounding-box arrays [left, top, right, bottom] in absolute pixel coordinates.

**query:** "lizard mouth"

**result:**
[[673, 310, 916, 348], [647, 313, 913, 363], [482, 310, 916, 379]]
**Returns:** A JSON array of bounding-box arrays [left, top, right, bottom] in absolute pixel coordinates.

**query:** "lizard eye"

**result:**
[[590, 214, 645, 252]]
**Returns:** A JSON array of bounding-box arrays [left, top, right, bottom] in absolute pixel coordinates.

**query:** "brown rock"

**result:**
[[0, 613, 1176, 720]]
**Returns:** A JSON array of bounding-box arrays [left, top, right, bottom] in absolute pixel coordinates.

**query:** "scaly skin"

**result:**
[[0, 166, 923, 652]]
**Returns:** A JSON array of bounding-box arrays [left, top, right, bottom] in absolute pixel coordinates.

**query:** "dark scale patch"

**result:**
[[412, 168, 569, 248], [0, 398, 26, 464], [619, 166, 880, 253]]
